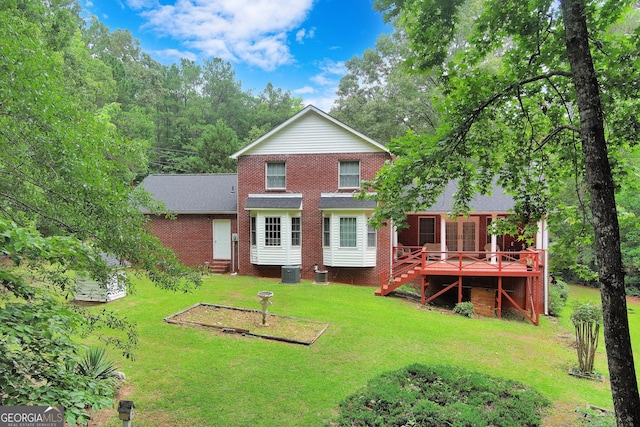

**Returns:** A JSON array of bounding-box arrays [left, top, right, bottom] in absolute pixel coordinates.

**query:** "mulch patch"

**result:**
[[165, 303, 329, 345]]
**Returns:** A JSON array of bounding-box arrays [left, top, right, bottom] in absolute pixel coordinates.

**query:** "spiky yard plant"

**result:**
[[77, 347, 117, 380], [571, 301, 603, 375]]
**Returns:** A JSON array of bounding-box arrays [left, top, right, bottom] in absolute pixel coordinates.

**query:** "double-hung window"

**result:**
[[339, 160, 360, 188], [340, 217, 357, 248], [367, 224, 376, 247], [266, 162, 286, 189], [265, 217, 281, 246], [291, 217, 301, 246], [323, 217, 331, 247], [250, 217, 256, 245]]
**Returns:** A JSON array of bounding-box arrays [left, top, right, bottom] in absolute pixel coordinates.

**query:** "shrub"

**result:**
[[336, 364, 550, 427], [576, 407, 616, 426], [571, 301, 603, 374], [0, 302, 119, 426], [77, 347, 117, 380], [549, 277, 570, 316], [453, 301, 475, 318]]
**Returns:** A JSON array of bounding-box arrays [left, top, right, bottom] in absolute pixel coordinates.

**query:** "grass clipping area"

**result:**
[[165, 303, 329, 345]]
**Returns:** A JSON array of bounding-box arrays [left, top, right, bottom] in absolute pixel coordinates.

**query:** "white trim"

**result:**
[[230, 105, 389, 159], [248, 193, 303, 198]]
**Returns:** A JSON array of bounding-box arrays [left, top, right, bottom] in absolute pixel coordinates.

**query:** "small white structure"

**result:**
[[74, 255, 128, 302]]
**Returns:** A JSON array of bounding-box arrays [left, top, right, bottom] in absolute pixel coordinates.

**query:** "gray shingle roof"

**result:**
[[244, 195, 302, 209], [319, 194, 377, 209], [139, 174, 237, 214], [422, 182, 515, 213]]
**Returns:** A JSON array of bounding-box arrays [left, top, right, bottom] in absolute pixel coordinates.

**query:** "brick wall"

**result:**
[[237, 152, 392, 286], [146, 214, 237, 268]]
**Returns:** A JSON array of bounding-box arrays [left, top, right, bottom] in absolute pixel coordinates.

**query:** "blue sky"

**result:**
[[81, 0, 392, 111]]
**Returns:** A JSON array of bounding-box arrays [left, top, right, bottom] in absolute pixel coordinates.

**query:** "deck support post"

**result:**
[[497, 276, 503, 319]]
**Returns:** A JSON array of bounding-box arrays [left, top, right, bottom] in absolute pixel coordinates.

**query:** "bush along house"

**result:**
[[142, 105, 549, 324]]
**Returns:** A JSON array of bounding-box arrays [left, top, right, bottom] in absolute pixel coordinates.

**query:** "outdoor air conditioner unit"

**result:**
[[281, 265, 301, 284]]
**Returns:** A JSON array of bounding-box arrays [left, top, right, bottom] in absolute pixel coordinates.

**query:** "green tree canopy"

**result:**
[[371, 0, 640, 423], [1, 4, 199, 422]]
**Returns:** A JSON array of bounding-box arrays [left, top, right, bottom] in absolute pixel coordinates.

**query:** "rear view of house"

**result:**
[[140, 105, 549, 324], [230, 105, 393, 285]]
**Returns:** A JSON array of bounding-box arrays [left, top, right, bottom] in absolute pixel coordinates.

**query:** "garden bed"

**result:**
[[165, 303, 329, 345]]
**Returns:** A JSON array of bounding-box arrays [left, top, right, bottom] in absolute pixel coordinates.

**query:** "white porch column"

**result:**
[[489, 214, 498, 264], [440, 214, 447, 260]]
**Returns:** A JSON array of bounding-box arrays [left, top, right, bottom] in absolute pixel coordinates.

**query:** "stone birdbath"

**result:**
[[257, 291, 274, 326]]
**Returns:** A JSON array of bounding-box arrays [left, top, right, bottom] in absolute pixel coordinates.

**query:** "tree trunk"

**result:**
[[561, 0, 640, 424]]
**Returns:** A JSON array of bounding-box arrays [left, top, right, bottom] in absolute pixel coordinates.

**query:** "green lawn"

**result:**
[[84, 275, 631, 426]]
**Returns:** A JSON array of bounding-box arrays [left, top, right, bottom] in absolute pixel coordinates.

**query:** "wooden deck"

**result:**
[[377, 248, 544, 325], [420, 256, 541, 277]]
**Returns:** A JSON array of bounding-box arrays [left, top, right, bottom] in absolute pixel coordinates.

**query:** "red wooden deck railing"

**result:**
[[377, 246, 544, 325]]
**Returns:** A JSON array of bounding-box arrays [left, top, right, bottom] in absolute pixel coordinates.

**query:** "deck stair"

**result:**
[[375, 251, 423, 296]]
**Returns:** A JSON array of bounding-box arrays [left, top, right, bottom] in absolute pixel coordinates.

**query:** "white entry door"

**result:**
[[445, 217, 479, 252], [213, 219, 231, 259]]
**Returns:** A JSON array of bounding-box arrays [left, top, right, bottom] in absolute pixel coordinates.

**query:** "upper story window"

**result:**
[[266, 162, 286, 189], [339, 160, 360, 188]]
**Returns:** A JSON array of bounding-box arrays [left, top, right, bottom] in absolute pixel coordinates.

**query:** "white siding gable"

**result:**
[[231, 105, 388, 158]]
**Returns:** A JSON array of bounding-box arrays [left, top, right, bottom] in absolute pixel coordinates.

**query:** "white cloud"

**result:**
[[302, 92, 338, 112], [153, 48, 198, 62], [134, 0, 313, 71], [293, 86, 315, 95], [301, 59, 347, 111], [310, 59, 346, 86], [295, 27, 315, 44], [126, 0, 154, 9]]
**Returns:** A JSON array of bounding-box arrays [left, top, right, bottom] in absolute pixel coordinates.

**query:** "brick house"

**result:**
[[141, 105, 549, 324], [230, 105, 393, 285], [139, 174, 238, 274]]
